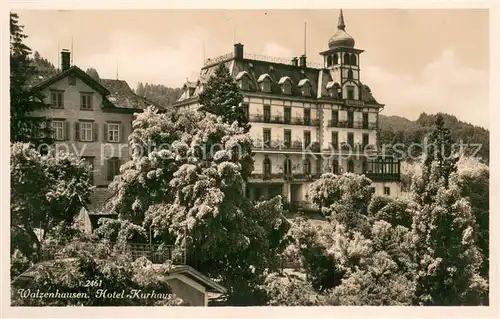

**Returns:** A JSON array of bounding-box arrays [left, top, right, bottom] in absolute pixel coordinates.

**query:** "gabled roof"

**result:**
[[30, 66, 110, 95], [278, 76, 292, 85], [167, 265, 227, 294]]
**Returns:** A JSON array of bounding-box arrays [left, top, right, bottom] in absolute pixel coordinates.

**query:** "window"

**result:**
[[284, 129, 291, 148], [347, 69, 353, 80], [107, 157, 121, 181], [263, 157, 271, 176], [302, 83, 311, 97], [79, 122, 93, 142], [347, 110, 354, 127], [68, 75, 76, 86], [50, 90, 64, 108], [284, 158, 292, 175], [303, 108, 311, 125], [240, 76, 249, 90], [327, 55, 333, 67], [284, 106, 291, 124], [303, 158, 311, 175], [51, 120, 65, 141], [333, 54, 338, 65], [82, 156, 94, 185], [344, 53, 350, 65], [384, 187, 391, 196], [243, 103, 249, 121], [107, 123, 120, 143], [331, 131, 339, 150], [304, 131, 311, 147], [263, 128, 271, 146], [332, 110, 339, 126], [362, 160, 368, 173], [348, 160, 354, 173], [261, 78, 271, 93], [80, 93, 93, 110], [362, 133, 369, 148], [363, 112, 369, 129], [282, 81, 292, 95], [347, 85, 355, 100], [332, 159, 339, 174], [347, 132, 354, 147], [351, 55, 357, 66], [263, 105, 271, 122], [316, 158, 322, 175]]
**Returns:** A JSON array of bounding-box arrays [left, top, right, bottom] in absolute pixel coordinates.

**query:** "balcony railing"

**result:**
[[364, 172, 401, 182], [253, 140, 321, 152], [249, 114, 320, 127], [250, 172, 322, 181], [40, 243, 187, 265], [328, 120, 377, 129]]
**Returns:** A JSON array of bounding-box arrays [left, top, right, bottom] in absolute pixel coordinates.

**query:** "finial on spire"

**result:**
[[337, 9, 346, 30]]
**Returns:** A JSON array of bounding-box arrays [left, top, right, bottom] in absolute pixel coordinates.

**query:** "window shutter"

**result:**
[[120, 123, 125, 143], [103, 123, 108, 142], [106, 159, 111, 181], [93, 123, 98, 142], [75, 122, 80, 141], [65, 121, 70, 140]]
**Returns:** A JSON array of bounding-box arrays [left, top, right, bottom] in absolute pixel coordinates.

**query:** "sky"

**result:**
[[16, 9, 489, 128]]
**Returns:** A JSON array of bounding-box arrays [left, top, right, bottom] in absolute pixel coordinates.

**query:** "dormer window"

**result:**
[[298, 78, 312, 97], [257, 74, 272, 93], [278, 76, 292, 95], [235, 71, 250, 91], [326, 82, 341, 99]]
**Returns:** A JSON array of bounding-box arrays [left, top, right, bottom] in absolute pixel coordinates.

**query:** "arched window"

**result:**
[[348, 160, 354, 173], [261, 78, 271, 93], [263, 157, 271, 176], [343, 53, 350, 65], [347, 69, 353, 80], [303, 158, 311, 175], [327, 55, 333, 67], [351, 54, 357, 66], [333, 54, 338, 65], [302, 82, 311, 97], [240, 76, 249, 90], [332, 159, 339, 175], [283, 80, 292, 95]]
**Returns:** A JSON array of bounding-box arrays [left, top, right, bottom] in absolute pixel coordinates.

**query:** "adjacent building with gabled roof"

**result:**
[[28, 49, 161, 188], [173, 10, 402, 209]]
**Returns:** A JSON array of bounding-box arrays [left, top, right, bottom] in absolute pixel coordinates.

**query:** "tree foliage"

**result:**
[[10, 143, 93, 267], [198, 63, 250, 132], [100, 107, 289, 304], [85, 67, 100, 80], [135, 82, 183, 107], [10, 12, 52, 145]]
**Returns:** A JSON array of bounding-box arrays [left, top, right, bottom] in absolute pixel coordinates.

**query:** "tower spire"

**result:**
[[337, 9, 346, 30]]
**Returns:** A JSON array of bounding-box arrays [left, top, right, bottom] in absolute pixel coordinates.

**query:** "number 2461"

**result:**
[[83, 280, 102, 287]]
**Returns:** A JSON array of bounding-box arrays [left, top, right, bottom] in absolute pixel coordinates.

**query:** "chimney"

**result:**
[[234, 43, 244, 60], [61, 49, 71, 71], [291, 57, 298, 66], [299, 54, 307, 68]]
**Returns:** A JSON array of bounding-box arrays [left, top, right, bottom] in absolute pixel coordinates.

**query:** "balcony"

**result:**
[[328, 120, 377, 130], [322, 143, 378, 155], [249, 114, 320, 127], [253, 139, 321, 153], [251, 172, 322, 182], [364, 172, 401, 182]]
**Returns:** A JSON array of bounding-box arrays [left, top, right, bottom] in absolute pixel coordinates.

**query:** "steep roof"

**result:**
[[175, 55, 383, 106], [99, 79, 163, 110], [30, 65, 110, 95]]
